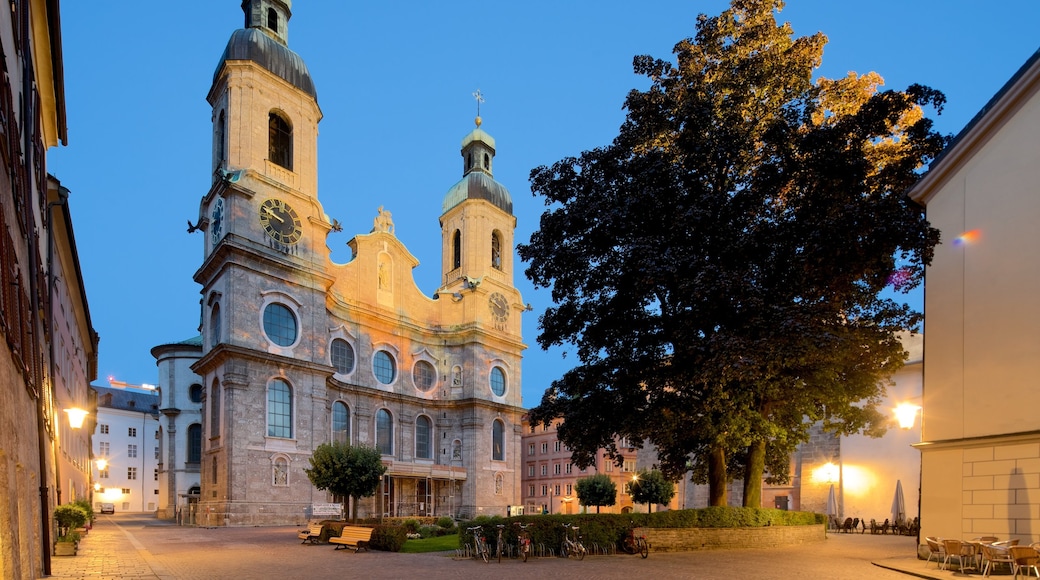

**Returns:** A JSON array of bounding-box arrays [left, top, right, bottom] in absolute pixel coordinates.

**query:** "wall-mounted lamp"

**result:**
[[894, 403, 922, 430], [64, 408, 88, 429]]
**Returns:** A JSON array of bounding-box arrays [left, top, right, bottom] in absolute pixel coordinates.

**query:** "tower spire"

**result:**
[[472, 89, 484, 127]]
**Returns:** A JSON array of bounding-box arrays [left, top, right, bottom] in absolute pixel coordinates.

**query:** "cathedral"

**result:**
[[154, 0, 527, 526]]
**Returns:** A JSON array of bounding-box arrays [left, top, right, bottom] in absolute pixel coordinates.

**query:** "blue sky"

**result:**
[[49, 1, 1040, 407]]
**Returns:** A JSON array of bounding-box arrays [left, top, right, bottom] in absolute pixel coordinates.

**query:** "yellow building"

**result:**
[[909, 49, 1040, 543], [177, 0, 527, 525]]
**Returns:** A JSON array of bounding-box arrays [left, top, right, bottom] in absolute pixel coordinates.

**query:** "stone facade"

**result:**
[[159, 1, 526, 526]]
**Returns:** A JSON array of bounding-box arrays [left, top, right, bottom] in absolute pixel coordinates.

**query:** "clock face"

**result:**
[[259, 198, 302, 245], [489, 292, 509, 324], [211, 197, 224, 245]]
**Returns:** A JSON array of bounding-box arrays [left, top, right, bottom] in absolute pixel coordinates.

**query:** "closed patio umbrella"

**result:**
[[892, 479, 906, 525], [826, 484, 838, 528]]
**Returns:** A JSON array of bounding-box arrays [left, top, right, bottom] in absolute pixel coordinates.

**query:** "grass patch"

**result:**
[[399, 533, 458, 553]]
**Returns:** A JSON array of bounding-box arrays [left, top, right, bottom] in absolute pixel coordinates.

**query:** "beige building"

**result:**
[[909, 49, 1040, 543], [163, 0, 527, 526]]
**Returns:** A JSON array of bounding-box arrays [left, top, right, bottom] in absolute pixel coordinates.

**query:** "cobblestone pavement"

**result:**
[[49, 515, 970, 580]]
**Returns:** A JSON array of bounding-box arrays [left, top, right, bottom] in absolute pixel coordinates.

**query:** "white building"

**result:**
[[92, 382, 161, 513]]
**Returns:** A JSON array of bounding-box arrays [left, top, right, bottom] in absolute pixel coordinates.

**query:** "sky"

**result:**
[[49, 1, 1040, 408]]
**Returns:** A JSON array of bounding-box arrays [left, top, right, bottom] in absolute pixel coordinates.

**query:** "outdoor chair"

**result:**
[[981, 543, 1015, 577], [842, 518, 854, 533], [1009, 545, 1040, 578], [943, 539, 977, 572], [925, 537, 945, 568], [870, 519, 881, 535]]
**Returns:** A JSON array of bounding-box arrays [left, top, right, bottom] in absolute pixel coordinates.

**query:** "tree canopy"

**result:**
[[304, 442, 386, 522], [520, 0, 946, 506], [629, 470, 677, 513], [575, 473, 618, 513]]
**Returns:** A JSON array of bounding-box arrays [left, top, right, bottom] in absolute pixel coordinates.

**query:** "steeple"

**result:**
[[242, 0, 292, 46]]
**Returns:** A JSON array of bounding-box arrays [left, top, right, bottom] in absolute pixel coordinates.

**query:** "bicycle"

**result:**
[[622, 524, 650, 558], [515, 522, 531, 562], [561, 523, 587, 560], [495, 524, 506, 563], [467, 526, 490, 563]]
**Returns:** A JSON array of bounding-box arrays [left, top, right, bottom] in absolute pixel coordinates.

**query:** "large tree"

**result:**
[[574, 473, 618, 513], [520, 0, 946, 506], [629, 470, 677, 513], [304, 442, 387, 522]]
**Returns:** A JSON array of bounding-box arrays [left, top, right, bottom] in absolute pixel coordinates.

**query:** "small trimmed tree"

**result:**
[[629, 470, 676, 513], [575, 473, 618, 514], [305, 442, 387, 522]]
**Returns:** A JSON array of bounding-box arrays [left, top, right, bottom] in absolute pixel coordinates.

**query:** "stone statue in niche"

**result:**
[[452, 367, 462, 387], [452, 441, 462, 461]]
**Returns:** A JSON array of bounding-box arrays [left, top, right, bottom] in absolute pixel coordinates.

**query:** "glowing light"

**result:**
[[96, 458, 108, 471], [953, 229, 981, 246], [840, 465, 874, 496], [64, 408, 88, 429], [812, 462, 840, 484], [886, 267, 913, 290], [894, 403, 922, 430], [93, 483, 100, 492]]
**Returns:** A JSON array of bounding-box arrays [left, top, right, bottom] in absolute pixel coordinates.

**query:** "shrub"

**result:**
[[54, 504, 89, 538], [369, 524, 408, 552], [72, 498, 94, 522], [418, 524, 439, 539], [435, 516, 456, 530], [402, 518, 420, 533]]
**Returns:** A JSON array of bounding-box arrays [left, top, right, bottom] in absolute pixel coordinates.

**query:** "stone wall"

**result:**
[[643, 524, 826, 552]]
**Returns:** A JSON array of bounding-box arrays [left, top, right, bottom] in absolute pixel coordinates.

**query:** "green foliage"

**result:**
[[630, 470, 676, 511], [520, 0, 946, 507], [400, 533, 459, 553], [369, 524, 407, 552], [435, 516, 456, 530], [54, 504, 89, 538], [402, 518, 420, 533], [575, 474, 618, 513], [304, 442, 387, 522], [55, 531, 80, 543], [72, 499, 94, 522]]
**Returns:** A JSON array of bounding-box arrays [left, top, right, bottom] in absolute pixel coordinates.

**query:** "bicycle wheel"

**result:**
[[639, 538, 649, 559], [497, 543, 502, 564], [577, 543, 586, 561], [480, 542, 489, 563], [521, 543, 528, 562]]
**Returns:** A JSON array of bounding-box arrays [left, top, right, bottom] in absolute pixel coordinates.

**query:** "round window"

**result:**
[[413, 360, 436, 392], [331, 338, 355, 375], [490, 367, 506, 397], [263, 303, 298, 347], [374, 350, 396, 384]]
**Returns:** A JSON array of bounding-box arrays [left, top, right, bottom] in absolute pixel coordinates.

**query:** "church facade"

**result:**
[[166, 0, 526, 526]]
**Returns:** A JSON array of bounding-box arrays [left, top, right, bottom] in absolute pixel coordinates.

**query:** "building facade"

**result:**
[[92, 383, 161, 513], [0, 2, 98, 578], [151, 337, 204, 523], [909, 49, 1040, 544], [174, 1, 526, 526]]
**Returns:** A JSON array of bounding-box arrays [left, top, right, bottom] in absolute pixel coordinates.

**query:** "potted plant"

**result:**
[[53, 504, 88, 556]]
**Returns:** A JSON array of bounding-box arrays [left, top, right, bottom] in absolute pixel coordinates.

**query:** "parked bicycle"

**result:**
[[467, 525, 490, 563], [494, 524, 506, 563], [622, 524, 650, 558], [515, 522, 531, 562], [561, 523, 587, 560]]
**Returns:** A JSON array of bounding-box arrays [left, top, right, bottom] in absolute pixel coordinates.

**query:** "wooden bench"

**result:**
[[298, 523, 324, 544], [329, 526, 374, 552]]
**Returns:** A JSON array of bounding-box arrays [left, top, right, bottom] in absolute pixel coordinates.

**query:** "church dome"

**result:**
[[214, 28, 317, 100], [442, 124, 512, 215]]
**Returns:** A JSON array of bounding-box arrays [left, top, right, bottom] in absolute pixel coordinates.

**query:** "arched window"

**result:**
[[332, 401, 350, 444], [212, 456, 218, 484], [376, 409, 393, 455], [373, 350, 396, 384], [216, 110, 226, 170], [267, 378, 293, 438], [210, 303, 221, 347], [491, 232, 502, 270], [415, 415, 432, 460], [266, 7, 278, 31], [483, 153, 490, 170], [492, 419, 505, 461], [210, 380, 221, 437], [268, 111, 293, 170], [187, 424, 202, 464], [452, 230, 461, 270]]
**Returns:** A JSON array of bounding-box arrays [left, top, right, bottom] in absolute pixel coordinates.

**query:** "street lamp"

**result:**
[[96, 458, 108, 471], [895, 403, 922, 430], [64, 407, 88, 429]]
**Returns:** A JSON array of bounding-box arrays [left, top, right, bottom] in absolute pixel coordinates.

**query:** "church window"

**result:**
[[210, 380, 221, 437], [263, 303, 298, 347], [490, 366, 506, 397], [268, 111, 293, 170], [187, 424, 202, 464], [412, 360, 436, 392], [267, 378, 293, 438], [266, 7, 278, 31], [216, 110, 226, 170], [483, 153, 490, 170], [492, 419, 505, 461], [452, 230, 461, 270], [331, 338, 355, 375], [210, 303, 221, 347], [189, 384, 203, 403], [415, 415, 432, 460], [376, 409, 393, 455], [373, 350, 396, 384], [212, 457, 218, 484], [491, 231, 502, 270], [332, 401, 350, 444]]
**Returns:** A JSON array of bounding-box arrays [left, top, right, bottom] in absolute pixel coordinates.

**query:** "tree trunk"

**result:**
[[351, 495, 359, 523], [708, 446, 727, 506], [742, 440, 766, 508]]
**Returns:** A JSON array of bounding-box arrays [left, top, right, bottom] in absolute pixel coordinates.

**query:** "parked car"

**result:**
[[100, 503, 115, 514]]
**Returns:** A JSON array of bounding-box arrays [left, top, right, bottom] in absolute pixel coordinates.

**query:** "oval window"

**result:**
[[374, 351, 396, 384], [263, 303, 298, 347], [490, 367, 506, 397], [413, 360, 436, 392]]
